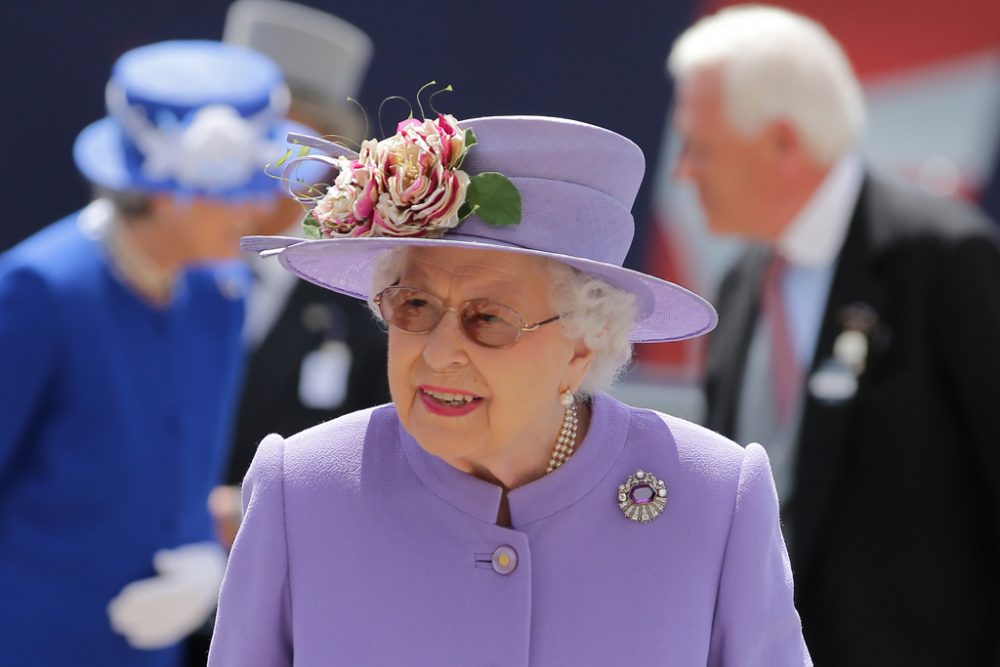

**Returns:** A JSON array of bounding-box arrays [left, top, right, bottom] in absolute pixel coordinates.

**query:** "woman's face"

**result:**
[[152, 195, 279, 261], [387, 247, 592, 474]]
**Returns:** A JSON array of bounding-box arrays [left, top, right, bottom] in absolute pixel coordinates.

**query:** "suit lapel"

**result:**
[[790, 175, 885, 575], [704, 245, 770, 436], [246, 279, 313, 377]]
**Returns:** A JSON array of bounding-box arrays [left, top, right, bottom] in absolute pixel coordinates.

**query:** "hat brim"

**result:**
[[242, 235, 718, 343], [73, 116, 311, 200]]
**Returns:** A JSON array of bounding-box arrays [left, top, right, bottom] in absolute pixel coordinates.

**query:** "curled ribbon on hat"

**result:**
[[278, 132, 355, 198], [105, 82, 290, 192]]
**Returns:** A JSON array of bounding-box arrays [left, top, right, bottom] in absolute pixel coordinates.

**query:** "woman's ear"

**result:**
[[563, 339, 595, 394]]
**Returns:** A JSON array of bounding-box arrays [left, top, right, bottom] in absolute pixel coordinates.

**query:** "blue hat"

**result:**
[[73, 40, 305, 200]]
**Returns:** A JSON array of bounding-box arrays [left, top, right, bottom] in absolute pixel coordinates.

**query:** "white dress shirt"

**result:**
[[736, 153, 864, 503]]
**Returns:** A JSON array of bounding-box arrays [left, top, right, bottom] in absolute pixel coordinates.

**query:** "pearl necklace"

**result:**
[[545, 398, 579, 474]]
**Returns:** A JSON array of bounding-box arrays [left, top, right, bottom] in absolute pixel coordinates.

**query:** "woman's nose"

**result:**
[[421, 309, 470, 371]]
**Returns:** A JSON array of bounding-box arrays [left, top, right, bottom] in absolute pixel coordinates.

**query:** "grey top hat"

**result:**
[[223, 0, 372, 136]]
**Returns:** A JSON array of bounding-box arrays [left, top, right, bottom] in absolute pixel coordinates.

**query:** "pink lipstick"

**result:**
[[418, 385, 484, 417]]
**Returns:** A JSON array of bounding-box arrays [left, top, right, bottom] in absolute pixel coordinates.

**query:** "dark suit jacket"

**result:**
[[705, 173, 1000, 666], [226, 280, 390, 485]]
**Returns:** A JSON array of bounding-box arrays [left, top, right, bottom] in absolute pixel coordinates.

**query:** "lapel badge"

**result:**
[[618, 469, 667, 523], [809, 302, 883, 404]]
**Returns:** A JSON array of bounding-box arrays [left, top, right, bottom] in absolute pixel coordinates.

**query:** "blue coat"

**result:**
[[0, 206, 246, 666]]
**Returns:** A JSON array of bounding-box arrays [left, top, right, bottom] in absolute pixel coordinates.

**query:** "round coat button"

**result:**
[[491, 545, 518, 575]]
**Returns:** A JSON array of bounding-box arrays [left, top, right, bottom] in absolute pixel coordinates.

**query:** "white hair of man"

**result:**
[[667, 4, 866, 164], [368, 248, 637, 396]]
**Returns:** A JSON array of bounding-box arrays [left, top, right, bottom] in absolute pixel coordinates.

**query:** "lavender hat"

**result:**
[[242, 115, 717, 342]]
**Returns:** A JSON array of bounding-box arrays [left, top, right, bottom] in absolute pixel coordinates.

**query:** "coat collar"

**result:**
[[399, 392, 631, 527]]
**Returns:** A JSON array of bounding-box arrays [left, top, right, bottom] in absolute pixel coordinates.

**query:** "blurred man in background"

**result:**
[[0, 40, 300, 666], [668, 5, 1000, 665], [207, 0, 390, 547], [181, 6, 390, 663]]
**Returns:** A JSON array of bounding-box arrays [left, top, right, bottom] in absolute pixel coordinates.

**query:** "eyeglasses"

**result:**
[[374, 286, 561, 349]]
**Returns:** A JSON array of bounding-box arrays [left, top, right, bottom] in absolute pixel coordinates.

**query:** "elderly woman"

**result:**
[[209, 115, 811, 665]]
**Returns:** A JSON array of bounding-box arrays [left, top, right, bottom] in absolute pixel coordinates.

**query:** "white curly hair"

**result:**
[[367, 247, 637, 395]]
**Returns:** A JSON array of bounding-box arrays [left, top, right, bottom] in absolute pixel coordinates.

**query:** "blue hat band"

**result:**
[[104, 80, 290, 195]]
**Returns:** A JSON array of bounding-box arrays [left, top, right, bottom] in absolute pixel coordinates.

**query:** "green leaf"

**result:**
[[302, 181, 329, 198], [274, 148, 294, 168], [455, 128, 478, 169], [273, 146, 311, 169], [457, 202, 480, 222], [463, 172, 521, 227], [302, 211, 322, 239]]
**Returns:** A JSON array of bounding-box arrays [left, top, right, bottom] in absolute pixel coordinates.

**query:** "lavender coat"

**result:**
[[210, 393, 811, 665]]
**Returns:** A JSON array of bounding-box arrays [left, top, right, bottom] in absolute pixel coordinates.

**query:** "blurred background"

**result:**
[[3, 0, 999, 417]]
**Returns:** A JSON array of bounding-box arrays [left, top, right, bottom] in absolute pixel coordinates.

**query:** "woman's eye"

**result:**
[[470, 312, 501, 324], [467, 306, 515, 328], [404, 298, 429, 308]]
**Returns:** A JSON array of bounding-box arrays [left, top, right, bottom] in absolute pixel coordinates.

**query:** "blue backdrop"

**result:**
[[0, 0, 703, 270]]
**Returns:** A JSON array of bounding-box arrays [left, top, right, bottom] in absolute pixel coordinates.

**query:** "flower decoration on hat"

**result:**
[[276, 86, 521, 239]]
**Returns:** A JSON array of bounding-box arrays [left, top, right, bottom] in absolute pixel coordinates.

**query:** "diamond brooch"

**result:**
[[618, 469, 667, 523]]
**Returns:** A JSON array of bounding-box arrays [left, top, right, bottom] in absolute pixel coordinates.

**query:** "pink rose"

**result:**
[[395, 114, 467, 168], [372, 131, 470, 236], [312, 156, 378, 237], [306, 117, 472, 238]]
